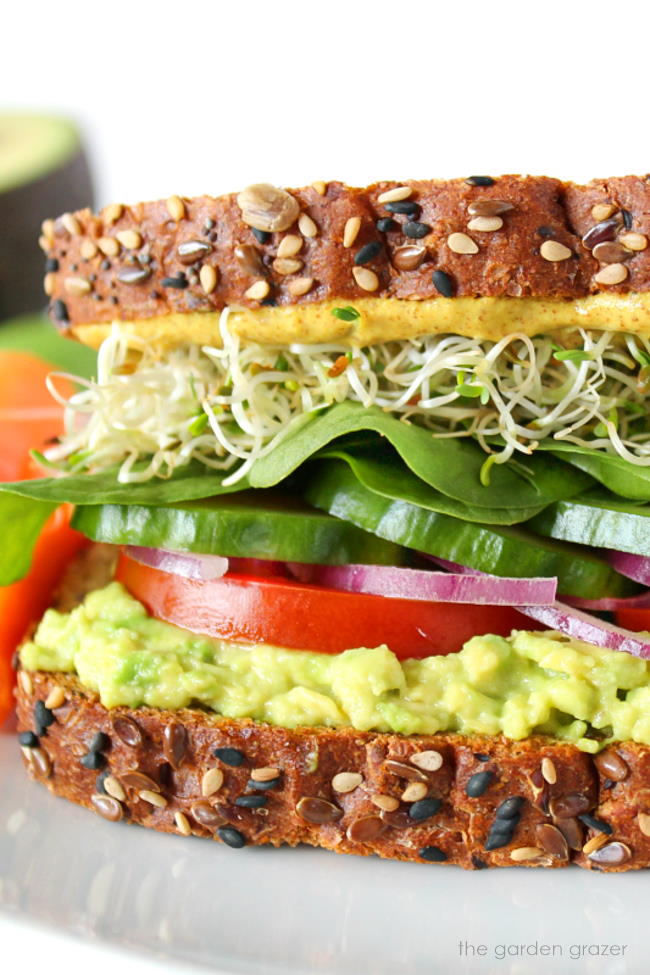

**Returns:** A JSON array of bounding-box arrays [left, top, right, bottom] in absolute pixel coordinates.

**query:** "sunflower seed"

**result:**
[[237, 184, 299, 233]]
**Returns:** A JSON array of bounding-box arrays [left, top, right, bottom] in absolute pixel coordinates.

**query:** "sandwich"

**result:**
[[8, 174, 650, 870]]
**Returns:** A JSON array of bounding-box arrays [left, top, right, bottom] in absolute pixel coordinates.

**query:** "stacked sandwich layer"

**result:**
[[11, 175, 650, 870]]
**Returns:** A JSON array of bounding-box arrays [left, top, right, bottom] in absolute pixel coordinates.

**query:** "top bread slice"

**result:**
[[40, 175, 650, 348]]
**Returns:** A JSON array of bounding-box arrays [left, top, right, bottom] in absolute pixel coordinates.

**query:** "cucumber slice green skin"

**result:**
[[529, 492, 650, 556], [71, 491, 407, 566], [302, 461, 631, 599]]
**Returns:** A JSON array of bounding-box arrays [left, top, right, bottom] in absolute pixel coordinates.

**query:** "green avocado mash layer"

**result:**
[[19, 582, 650, 754]]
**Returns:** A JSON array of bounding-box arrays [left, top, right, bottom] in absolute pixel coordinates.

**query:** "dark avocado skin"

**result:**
[[0, 147, 94, 318]]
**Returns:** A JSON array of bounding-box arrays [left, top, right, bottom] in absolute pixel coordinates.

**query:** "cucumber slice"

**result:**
[[0, 114, 93, 318], [302, 460, 630, 599], [529, 491, 650, 555], [71, 490, 406, 565]]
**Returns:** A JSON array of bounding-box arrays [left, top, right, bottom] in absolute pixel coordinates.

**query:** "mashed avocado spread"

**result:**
[[20, 582, 650, 753]]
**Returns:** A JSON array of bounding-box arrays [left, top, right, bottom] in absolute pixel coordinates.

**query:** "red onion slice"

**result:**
[[289, 562, 557, 605], [125, 546, 229, 581], [563, 591, 650, 611], [517, 601, 650, 658], [607, 550, 650, 587]]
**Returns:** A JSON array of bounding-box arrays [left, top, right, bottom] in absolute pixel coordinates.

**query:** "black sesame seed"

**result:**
[[101, 259, 112, 271], [495, 796, 525, 820], [80, 751, 106, 771], [217, 826, 246, 849], [234, 795, 268, 808], [466, 770, 495, 798], [603, 778, 615, 790], [44, 257, 59, 273], [246, 777, 281, 791], [161, 273, 188, 289], [409, 797, 442, 821], [432, 269, 455, 297], [622, 209, 633, 230], [385, 200, 419, 216], [110, 296, 119, 305], [471, 855, 488, 870], [96, 770, 110, 795], [89, 732, 110, 754], [419, 845, 447, 862], [261, 297, 277, 307], [354, 241, 382, 265], [251, 227, 270, 245], [403, 221, 431, 239], [139, 253, 152, 265], [473, 753, 490, 763], [18, 731, 39, 748], [52, 299, 69, 323], [466, 176, 495, 187], [214, 746, 245, 767], [34, 701, 55, 736], [484, 827, 513, 852], [376, 217, 397, 233], [578, 813, 613, 835], [536, 226, 555, 238]]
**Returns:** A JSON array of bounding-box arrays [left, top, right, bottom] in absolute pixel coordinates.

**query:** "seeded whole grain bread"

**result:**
[[41, 175, 650, 345], [14, 668, 650, 871]]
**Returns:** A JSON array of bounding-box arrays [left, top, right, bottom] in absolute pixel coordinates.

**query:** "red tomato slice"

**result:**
[[615, 608, 650, 632], [116, 551, 531, 659], [0, 351, 80, 725]]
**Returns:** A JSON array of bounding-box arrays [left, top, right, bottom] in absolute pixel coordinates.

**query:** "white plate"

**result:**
[[1, 721, 646, 975]]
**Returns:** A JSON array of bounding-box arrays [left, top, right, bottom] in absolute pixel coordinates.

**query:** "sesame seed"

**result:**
[[370, 793, 399, 812], [61, 213, 81, 236], [276, 234, 303, 258], [103, 775, 126, 802], [622, 209, 633, 230], [272, 257, 303, 275], [250, 767, 281, 782], [175, 811, 192, 836], [80, 240, 98, 260], [447, 232, 479, 255], [80, 751, 106, 771], [591, 203, 617, 222], [43, 273, 55, 296], [52, 299, 69, 323], [465, 176, 495, 187], [377, 185, 413, 204], [287, 276, 314, 296], [332, 771, 363, 793], [540, 239, 572, 262], [217, 826, 247, 848], [41, 218, 55, 241], [403, 221, 431, 239], [34, 700, 55, 735], [619, 231, 648, 251], [201, 767, 224, 797], [234, 794, 267, 808], [510, 846, 543, 862], [465, 770, 494, 797], [343, 216, 361, 248], [594, 262, 628, 285], [419, 846, 448, 862], [376, 217, 397, 233], [199, 264, 219, 294], [494, 796, 524, 820], [161, 273, 189, 289], [409, 797, 442, 821], [637, 812, 650, 836], [311, 180, 327, 196], [116, 229, 143, 250], [384, 200, 419, 216], [213, 746, 246, 767], [401, 782, 428, 802], [98, 236, 120, 257], [298, 213, 318, 237], [354, 241, 382, 265], [410, 750, 443, 772], [64, 276, 91, 296], [432, 269, 455, 297], [578, 813, 612, 835], [582, 833, 609, 856], [352, 267, 379, 291], [166, 195, 186, 221], [541, 757, 557, 784], [17, 672, 33, 696], [88, 732, 110, 753], [251, 227, 269, 245], [139, 790, 168, 808], [18, 731, 39, 748], [246, 776, 281, 791], [467, 216, 503, 232], [38, 235, 49, 253], [103, 203, 124, 225]]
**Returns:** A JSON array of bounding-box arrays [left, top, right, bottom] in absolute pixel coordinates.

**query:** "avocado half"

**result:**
[[0, 114, 94, 318]]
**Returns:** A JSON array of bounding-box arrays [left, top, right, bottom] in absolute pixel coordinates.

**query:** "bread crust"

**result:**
[[15, 669, 648, 871], [41, 176, 650, 344]]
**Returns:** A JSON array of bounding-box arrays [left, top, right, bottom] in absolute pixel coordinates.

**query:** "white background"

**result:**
[[2, 0, 650, 972]]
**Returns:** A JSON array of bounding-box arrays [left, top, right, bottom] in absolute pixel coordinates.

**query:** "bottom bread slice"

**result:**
[[14, 669, 650, 870]]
